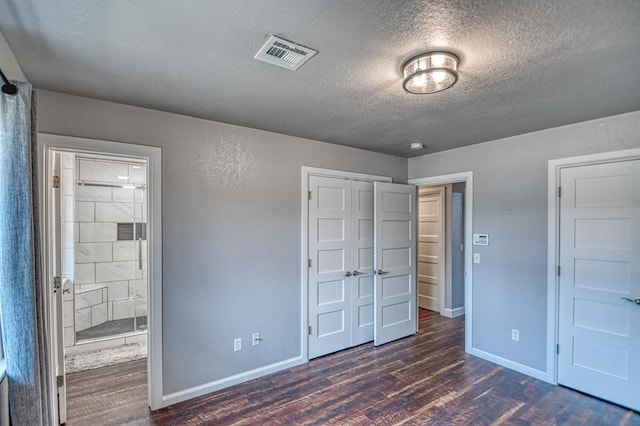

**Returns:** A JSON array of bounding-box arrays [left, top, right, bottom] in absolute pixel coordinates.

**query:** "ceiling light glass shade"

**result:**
[[403, 52, 459, 94]]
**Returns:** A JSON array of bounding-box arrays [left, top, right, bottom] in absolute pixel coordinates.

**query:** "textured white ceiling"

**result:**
[[1, 1, 639, 157]]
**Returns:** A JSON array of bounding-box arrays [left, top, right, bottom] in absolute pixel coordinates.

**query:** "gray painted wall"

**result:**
[[409, 110, 640, 371], [0, 30, 26, 81], [36, 90, 407, 394]]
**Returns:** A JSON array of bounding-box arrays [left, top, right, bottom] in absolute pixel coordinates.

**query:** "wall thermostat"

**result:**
[[473, 233, 489, 246]]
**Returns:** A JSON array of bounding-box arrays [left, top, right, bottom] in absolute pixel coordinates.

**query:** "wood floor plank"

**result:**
[[65, 310, 640, 425]]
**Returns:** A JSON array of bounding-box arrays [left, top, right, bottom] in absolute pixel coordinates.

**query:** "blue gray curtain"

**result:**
[[0, 82, 51, 425]]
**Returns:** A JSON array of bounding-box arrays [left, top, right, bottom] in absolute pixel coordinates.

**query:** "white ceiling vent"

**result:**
[[254, 35, 317, 71]]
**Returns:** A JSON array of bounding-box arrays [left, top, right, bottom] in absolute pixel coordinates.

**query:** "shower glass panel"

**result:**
[[132, 166, 148, 332], [74, 155, 148, 343]]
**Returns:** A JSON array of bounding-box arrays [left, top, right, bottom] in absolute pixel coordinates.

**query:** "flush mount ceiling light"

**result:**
[[402, 51, 459, 94], [410, 142, 424, 150]]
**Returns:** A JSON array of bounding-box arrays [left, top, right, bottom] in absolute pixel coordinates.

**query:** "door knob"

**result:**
[[352, 270, 362, 276], [621, 297, 640, 305], [376, 269, 388, 275], [344, 271, 352, 277]]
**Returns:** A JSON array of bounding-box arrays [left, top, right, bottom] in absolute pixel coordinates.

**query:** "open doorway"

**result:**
[[39, 134, 163, 423], [408, 172, 473, 349], [58, 151, 149, 371], [417, 183, 465, 319]]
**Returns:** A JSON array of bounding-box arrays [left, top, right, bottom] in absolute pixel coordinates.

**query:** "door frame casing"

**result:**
[[301, 166, 391, 361], [416, 185, 446, 314], [408, 172, 473, 354], [38, 133, 164, 417], [547, 147, 640, 385]]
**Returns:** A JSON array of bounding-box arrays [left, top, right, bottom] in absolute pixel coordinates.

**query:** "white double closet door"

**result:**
[[308, 175, 416, 359]]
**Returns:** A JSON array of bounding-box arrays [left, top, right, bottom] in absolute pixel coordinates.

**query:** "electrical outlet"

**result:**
[[252, 332, 261, 346], [234, 337, 242, 352], [511, 329, 519, 342], [473, 253, 480, 264]]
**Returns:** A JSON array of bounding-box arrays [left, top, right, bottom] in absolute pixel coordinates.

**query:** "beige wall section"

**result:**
[[409, 110, 640, 372], [0, 30, 26, 81], [36, 90, 408, 395]]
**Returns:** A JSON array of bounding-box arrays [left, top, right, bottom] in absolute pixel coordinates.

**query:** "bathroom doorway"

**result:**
[[39, 134, 163, 424], [60, 152, 149, 372]]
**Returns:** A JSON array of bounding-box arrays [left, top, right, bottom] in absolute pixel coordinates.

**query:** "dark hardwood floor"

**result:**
[[66, 310, 640, 425]]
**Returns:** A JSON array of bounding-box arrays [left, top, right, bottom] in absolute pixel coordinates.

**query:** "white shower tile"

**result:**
[[62, 222, 75, 248], [134, 189, 145, 203], [135, 298, 147, 317], [135, 261, 148, 280], [76, 287, 104, 309], [129, 279, 147, 298], [79, 222, 117, 242], [74, 223, 79, 243], [61, 152, 75, 170], [96, 261, 136, 282], [74, 263, 95, 284], [134, 204, 147, 222], [112, 241, 135, 261], [107, 280, 129, 300], [62, 195, 73, 216], [107, 301, 113, 320], [129, 164, 146, 182], [113, 299, 135, 320], [95, 202, 134, 222], [79, 159, 128, 182], [62, 169, 75, 196], [63, 300, 74, 327], [64, 327, 75, 348], [112, 187, 134, 203], [75, 202, 95, 222], [91, 303, 108, 327], [75, 242, 112, 263], [61, 248, 74, 275], [75, 307, 91, 332], [75, 185, 112, 202], [125, 334, 147, 345]]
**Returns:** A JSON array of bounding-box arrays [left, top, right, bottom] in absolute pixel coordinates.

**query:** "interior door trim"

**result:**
[[38, 133, 164, 416], [547, 147, 640, 386], [301, 166, 392, 362], [408, 172, 473, 359]]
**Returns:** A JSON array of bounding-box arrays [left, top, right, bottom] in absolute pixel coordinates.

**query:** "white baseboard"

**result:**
[[441, 307, 465, 318], [468, 347, 554, 384], [160, 355, 306, 408]]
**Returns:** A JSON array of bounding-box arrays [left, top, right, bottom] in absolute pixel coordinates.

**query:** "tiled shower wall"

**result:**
[[70, 156, 148, 344]]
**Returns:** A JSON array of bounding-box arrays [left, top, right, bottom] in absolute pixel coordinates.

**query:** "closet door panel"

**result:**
[[308, 176, 352, 358]]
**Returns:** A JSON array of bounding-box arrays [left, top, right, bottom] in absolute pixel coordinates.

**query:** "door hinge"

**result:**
[[308, 325, 312, 335], [308, 191, 312, 200], [556, 344, 560, 355], [557, 266, 561, 277], [53, 276, 62, 292], [52, 175, 60, 189], [557, 186, 561, 197], [308, 258, 312, 268], [56, 375, 64, 388]]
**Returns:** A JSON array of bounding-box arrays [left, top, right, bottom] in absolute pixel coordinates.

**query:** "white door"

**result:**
[[51, 153, 67, 424], [417, 186, 444, 312], [308, 176, 353, 358], [558, 159, 640, 411], [374, 182, 417, 346], [351, 181, 374, 345]]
